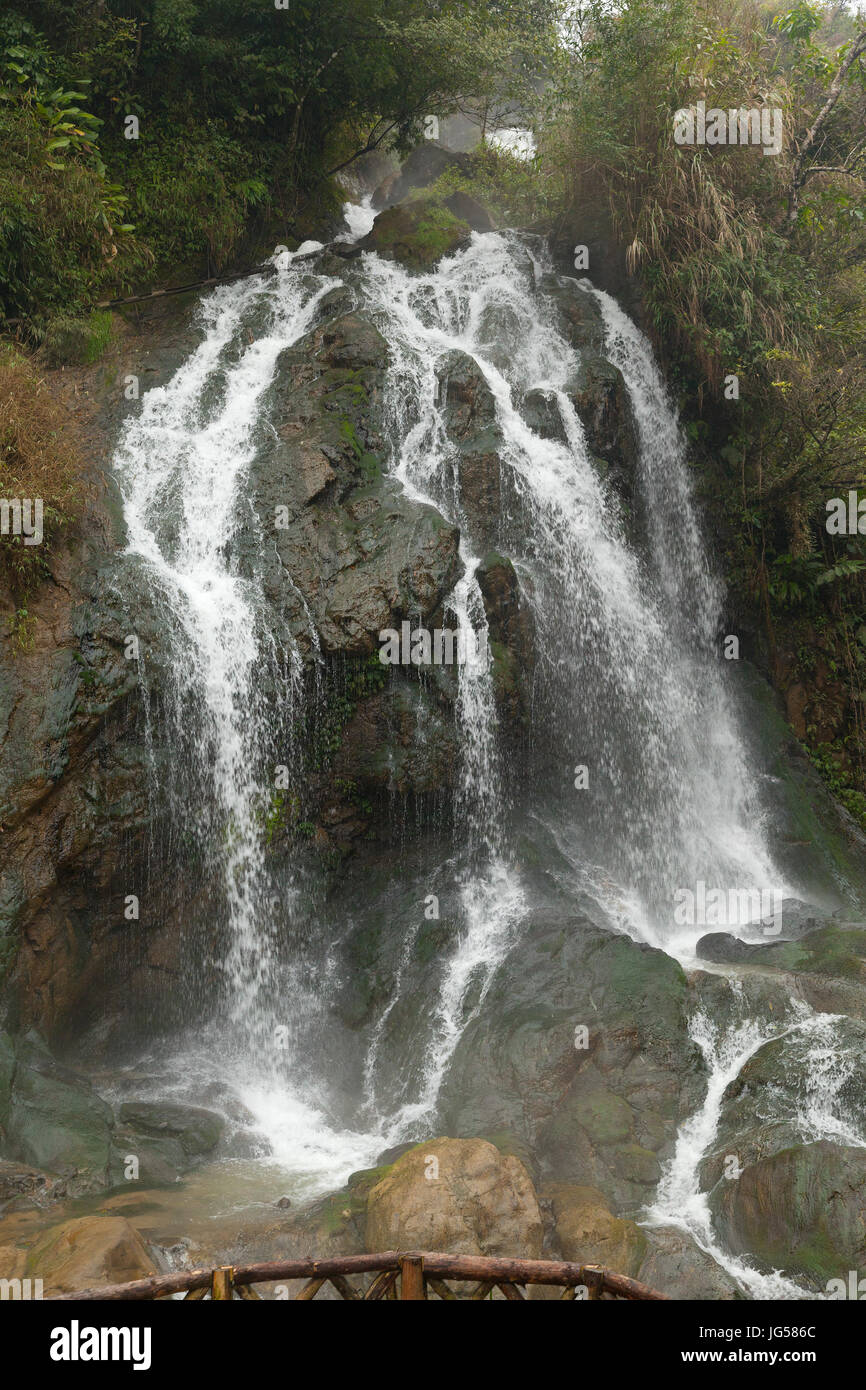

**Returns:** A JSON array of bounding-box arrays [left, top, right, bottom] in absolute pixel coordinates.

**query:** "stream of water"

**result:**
[[109, 206, 864, 1290]]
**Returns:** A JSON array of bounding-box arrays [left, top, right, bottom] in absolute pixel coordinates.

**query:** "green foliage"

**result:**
[[0, 0, 562, 329], [552, 0, 866, 804], [421, 142, 565, 227]]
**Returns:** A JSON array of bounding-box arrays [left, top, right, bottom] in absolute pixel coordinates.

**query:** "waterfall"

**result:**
[[645, 992, 864, 1299], [356, 233, 785, 962], [110, 214, 856, 1257]]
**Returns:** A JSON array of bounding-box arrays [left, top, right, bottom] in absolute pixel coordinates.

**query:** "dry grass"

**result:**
[[0, 349, 82, 603]]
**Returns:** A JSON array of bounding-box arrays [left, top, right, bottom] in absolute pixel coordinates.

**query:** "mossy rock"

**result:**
[[712, 1141, 866, 1288], [362, 199, 471, 270]]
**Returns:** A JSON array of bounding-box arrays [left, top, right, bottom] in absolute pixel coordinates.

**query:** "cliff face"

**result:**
[[0, 201, 641, 1048], [0, 303, 211, 1044]]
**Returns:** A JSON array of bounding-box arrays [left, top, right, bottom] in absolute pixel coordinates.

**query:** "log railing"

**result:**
[[47, 1251, 667, 1301]]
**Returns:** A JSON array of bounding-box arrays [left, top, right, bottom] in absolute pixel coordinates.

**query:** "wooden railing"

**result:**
[[47, 1251, 667, 1301]]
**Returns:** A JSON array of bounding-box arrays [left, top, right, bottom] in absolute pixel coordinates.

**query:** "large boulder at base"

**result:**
[[109, 1100, 225, 1185], [365, 1137, 543, 1257], [4, 1036, 113, 1194], [26, 1215, 157, 1294], [543, 1183, 646, 1276], [360, 199, 471, 271], [712, 1141, 866, 1287], [117, 1101, 224, 1156]]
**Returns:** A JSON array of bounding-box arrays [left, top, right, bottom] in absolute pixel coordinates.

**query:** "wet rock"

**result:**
[[254, 310, 462, 663], [436, 349, 503, 551], [332, 679, 458, 798], [4, 1036, 113, 1195], [359, 199, 471, 271], [26, 1214, 157, 1294], [540, 274, 607, 356], [477, 553, 535, 728], [637, 1226, 741, 1300], [372, 142, 473, 210], [695, 899, 842, 963], [117, 1102, 224, 1156], [438, 916, 701, 1214], [442, 191, 493, 232], [523, 387, 566, 442], [712, 1141, 866, 1288], [543, 1182, 646, 1275], [0, 1031, 13, 1133], [371, 170, 401, 211], [0, 1159, 62, 1210], [701, 1017, 866, 1197], [365, 1137, 543, 1258], [565, 356, 638, 493]]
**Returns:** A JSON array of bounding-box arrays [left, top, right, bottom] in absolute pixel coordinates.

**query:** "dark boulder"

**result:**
[[372, 142, 473, 210]]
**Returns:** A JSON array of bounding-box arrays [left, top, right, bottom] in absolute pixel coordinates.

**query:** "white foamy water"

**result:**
[[645, 992, 864, 1298], [489, 127, 537, 161], [339, 194, 376, 243]]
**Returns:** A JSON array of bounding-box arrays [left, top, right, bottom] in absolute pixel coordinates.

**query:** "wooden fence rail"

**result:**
[[47, 1251, 667, 1302]]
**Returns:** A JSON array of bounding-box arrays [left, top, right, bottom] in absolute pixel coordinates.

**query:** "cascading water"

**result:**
[[645, 992, 865, 1299], [357, 232, 785, 959], [109, 209, 862, 1282]]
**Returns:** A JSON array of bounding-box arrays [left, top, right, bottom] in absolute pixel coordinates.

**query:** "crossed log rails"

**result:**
[[47, 1251, 667, 1302]]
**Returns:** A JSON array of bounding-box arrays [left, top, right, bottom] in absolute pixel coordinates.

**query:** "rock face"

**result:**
[[713, 1142, 866, 1287], [438, 909, 700, 1214], [111, 1101, 225, 1186], [565, 357, 638, 496], [372, 142, 473, 210], [26, 1214, 157, 1294], [637, 1226, 741, 1301], [0, 1029, 226, 1195], [256, 309, 461, 659], [2, 1032, 113, 1194], [0, 306, 207, 1045], [365, 1138, 543, 1258]]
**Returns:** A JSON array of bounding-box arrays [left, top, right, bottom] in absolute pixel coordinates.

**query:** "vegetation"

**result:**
[[0, 348, 81, 634], [0, 0, 561, 338], [551, 0, 866, 816]]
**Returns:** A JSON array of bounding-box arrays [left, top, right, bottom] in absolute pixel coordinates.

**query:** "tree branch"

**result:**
[[787, 29, 866, 226]]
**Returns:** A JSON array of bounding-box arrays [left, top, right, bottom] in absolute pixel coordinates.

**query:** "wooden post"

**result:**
[[212, 1267, 234, 1301], [400, 1254, 426, 1300], [584, 1264, 604, 1300]]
